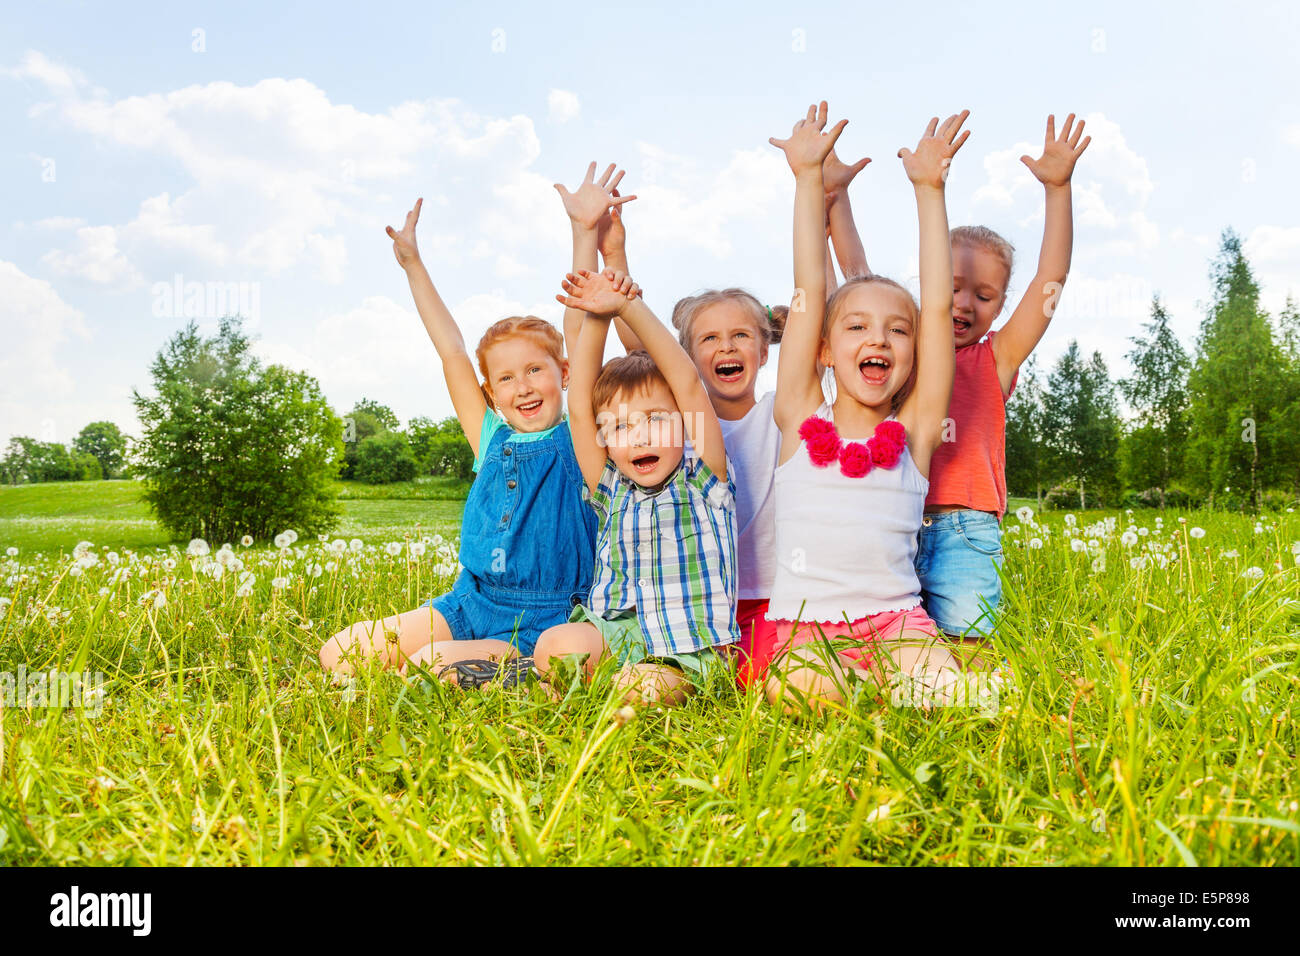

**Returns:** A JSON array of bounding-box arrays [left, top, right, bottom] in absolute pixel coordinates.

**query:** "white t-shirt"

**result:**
[[718, 391, 780, 600]]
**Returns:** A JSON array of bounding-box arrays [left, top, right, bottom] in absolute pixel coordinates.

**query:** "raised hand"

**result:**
[[898, 110, 970, 190], [597, 188, 628, 259], [384, 198, 423, 269], [769, 101, 849, 176], [1021, 113, 1091, 188], [823, 147, 871, 198], [555, 162, 638, 232], [556, 269, 640, 318]]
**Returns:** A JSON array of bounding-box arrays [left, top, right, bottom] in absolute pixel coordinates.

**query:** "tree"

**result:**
[[1118, 296, 1190, 502], [1005, 356, 1048, 508], [0, 437, 77, 483], [340, 399, 400, 480], [73, 421, 128, 480], [1042, 341, 1122, 508], [354, 431, 418, 484], [407, 416, 474, 480], [1185, 230, 1291, 507], [132, 316, 344, 543]]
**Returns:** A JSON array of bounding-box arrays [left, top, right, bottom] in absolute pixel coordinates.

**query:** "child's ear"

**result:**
[[818, 340, 834, 369]]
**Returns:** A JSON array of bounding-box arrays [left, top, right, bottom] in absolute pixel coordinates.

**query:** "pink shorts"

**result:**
[[768, 604, 940, 668], [732, 598, 780, 688]]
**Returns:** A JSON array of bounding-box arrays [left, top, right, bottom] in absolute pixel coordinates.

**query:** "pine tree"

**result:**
[[1042, 341, 1122, 507], [1005, 356, 1047, 508], [1119, 296, 1190, 503], [1185, 230, 1289, 508]]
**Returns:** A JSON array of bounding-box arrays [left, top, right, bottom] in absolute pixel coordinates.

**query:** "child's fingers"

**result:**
[[816, 100, 829, 129], [805, 103, 817, 123], [897, 146, 912, 161], [583, 161, 597, 183], [1045, 114, 1056, 144], [609, 169, 626, 192], [1075, 134, 1092, 156], [825, 117, 849, 149], [610, 193, 638, 206], [851, 157, 872, 175], [924, 116, 939, 139], [553, 183, 571, 200], [1061, 113, 1077, 142], [597, 162, 616, 188], [950, 129, 970, 154], [768, 136, 789, 150], [1068, 118, 1086, 148], [385, 225, 399, 240]]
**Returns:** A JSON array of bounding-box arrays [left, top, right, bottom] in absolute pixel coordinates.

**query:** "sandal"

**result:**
[[437, 657, 536, 690]]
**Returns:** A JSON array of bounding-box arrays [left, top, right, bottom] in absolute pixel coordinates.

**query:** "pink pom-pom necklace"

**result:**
[[798, 415, 906, 479]]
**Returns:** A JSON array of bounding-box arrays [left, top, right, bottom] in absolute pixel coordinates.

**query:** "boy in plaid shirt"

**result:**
[[533, 268, 739, 705]]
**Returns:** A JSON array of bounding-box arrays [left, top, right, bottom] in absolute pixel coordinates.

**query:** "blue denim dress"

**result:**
[[425, 419, 596, 654]]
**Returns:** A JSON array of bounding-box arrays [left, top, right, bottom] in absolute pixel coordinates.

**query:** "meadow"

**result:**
[[0, 481, 1296, 865]]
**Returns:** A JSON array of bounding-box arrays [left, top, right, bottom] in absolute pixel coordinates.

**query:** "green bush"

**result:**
[[132, 317, 343, 542], [354, 431, 418, 484], [1043, 478, 1108, 511]]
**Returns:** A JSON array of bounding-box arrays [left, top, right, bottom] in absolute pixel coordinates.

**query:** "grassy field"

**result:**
[[0, 484, 1296, 865], [0, 480, 467, 554]]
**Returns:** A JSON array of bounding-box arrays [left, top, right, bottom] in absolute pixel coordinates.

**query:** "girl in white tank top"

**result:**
[[765, 103, 970, 710]]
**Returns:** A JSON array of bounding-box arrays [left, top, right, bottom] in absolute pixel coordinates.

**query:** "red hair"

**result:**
[[474, 316, 565, 409]]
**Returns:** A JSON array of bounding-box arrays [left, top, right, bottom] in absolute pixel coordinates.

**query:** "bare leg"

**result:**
[[613, 663, 693, 707], [764, 644, 861, 713], [403, 638, 519, 682], [319, 604, 454, 675], [878, 627, 963, 708]]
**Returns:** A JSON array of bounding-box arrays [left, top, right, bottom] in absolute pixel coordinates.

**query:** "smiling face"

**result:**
[[687, 301, 768, 416], [820, 282, 918, 413], [596, 381, 686, 489], [482, 335, 568, 432], [952, 242, 1010, 349]]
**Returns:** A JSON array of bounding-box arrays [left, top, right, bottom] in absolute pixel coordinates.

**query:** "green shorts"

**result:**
[[568, 605, 732, 690]]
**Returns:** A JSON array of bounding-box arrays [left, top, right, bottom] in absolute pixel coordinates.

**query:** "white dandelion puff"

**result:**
[[240, 535, 254, 547], [1189, 527, 1205, 539], [1029, 537, 1043, 550], [1121, 531, 1138, 547], [187, 539, 210, 557], [1242, 566, 1264, 580]]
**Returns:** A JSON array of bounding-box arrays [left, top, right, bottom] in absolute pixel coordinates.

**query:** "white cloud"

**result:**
[[17, 51, 552, 290], [1245, 225, 1300, 312], [629, 143, 790, 258], [252, 291, 565, 424], [0, 260, 104, 445], [547, 89, 580, 124], [39, 225, 143, 287]]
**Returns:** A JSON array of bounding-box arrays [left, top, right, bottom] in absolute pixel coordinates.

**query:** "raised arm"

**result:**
[[824, 147, 873, 280], [555, 163, 639, 357], [597, 190, 646, 352], [386, 198, 487, 458], [565, 308, 616, 493], [897, 112, 969, 473], [991, 114, 1091, 394], [768, 102, 849, 435], [558, 269, 731, 480]]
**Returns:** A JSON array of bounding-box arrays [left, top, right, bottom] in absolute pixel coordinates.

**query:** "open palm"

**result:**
[[1021, 114, 1091, 187], [769, 101, 848, 176], [556, 162, 637, 231], [899, 111, 970, 189]]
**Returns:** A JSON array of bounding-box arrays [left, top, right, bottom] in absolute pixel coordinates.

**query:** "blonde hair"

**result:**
[[822, 276, 921, 412], [951, 225, 1015, 294], [475, 316, 565, 410], [670, 289, 784, 357], [591, 350, 670, 417]]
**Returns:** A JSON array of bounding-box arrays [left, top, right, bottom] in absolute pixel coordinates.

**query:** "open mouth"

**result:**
[[631, 453, 660, 475], [517, 399, 544, 418], [858, 356, 891, 386], [952, 316, 972, 336], [713, 361, 745, 384]]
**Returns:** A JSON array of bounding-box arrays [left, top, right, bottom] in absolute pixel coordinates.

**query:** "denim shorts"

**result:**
[[424, 572, 581, 656], [913, 509, 1003, 638]]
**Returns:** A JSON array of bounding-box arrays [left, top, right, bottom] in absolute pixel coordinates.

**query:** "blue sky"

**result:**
[[3, 0, 1298, 447]]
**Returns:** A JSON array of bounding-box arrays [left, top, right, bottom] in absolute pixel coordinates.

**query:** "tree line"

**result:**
[[1007, 229, 1300, 511]]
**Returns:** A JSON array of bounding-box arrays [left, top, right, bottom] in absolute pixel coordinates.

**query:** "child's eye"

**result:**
[[701, 334, 716, 344], [977, 296, 992, 303], [890, 327, 908, 335]]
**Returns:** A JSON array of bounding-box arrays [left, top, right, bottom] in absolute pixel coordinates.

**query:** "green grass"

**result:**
[[0, 480, 468, 554], [0, 492, 1297, 865]]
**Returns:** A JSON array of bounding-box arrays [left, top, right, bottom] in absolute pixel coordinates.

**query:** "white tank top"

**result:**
[[717, 391, 779, 600], [767, 402, 929, 623]]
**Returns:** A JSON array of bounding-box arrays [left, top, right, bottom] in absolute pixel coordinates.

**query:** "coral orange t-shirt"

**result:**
[[926, 330, 1017, 519]]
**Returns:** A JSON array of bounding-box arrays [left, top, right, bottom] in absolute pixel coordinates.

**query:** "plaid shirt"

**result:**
[[585, 444, 739, 656]]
